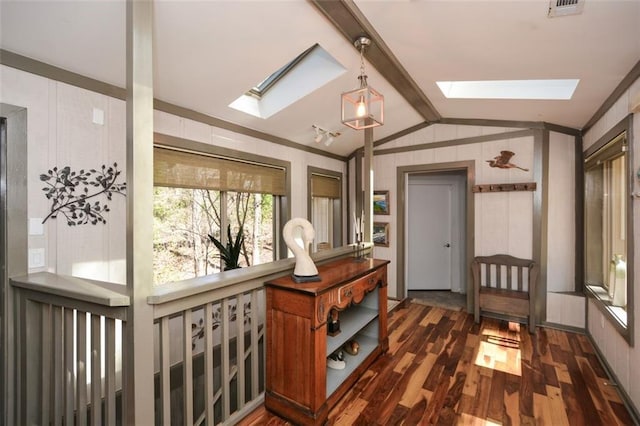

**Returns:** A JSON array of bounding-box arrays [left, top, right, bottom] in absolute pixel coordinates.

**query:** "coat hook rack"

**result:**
[[472, 182, 537, 193]]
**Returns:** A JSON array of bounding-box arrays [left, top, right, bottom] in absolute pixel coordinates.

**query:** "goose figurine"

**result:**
[[283, 218, 321, 283]]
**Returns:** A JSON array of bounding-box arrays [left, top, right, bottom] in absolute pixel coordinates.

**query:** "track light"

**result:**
[[312, 124, 341, 146]]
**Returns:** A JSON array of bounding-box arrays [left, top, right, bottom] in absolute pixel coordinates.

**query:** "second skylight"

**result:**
[[436, 79, 580, 100]]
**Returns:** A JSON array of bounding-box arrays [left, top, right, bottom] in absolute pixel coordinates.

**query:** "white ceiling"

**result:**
[[1, 0, 639, 157]]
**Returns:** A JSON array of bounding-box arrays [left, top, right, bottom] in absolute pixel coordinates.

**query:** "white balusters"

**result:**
[[183, 309, 194, 425], [204, 303, 215, 426], [159, 316, 171, 426]]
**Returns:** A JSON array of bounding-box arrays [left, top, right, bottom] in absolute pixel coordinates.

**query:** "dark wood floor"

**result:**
[[240, 300, 635, 425]]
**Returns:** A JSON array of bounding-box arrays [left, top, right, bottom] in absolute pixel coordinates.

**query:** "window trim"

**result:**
[[247, 44, 318, 99], [583, 114, 634, 346], [154, 132, 292, 261], [307, 166, 343, 250]]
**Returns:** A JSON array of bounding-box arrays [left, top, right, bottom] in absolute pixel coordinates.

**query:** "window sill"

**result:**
[[148, 243, 373, 306], [585, 284, 631, 345]]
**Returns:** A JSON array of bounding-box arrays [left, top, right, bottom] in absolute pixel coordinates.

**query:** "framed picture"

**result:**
[[373, 222, 389, 247], [373, 190, 390, 215]]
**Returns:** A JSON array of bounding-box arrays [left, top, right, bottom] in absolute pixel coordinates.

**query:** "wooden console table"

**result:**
[[265, 257, 389, 425]]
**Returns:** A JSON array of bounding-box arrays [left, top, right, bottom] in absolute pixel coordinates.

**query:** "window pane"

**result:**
[[153, 187, 222, 284], [312, 197, 333, 250], [227, 192, 274, 268], [584, 134, 628, 326], [608, 155, 626, 308], [585, 164, 604, 286]]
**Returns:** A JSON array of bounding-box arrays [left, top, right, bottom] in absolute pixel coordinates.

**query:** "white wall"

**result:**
[[370, 123, 539, 299], [153, 110, 347, 223], [547, 131, 576, 292], [583, 75, 640, 411], [369, 122, 577, 327], [545, 131, 584, 328], [1, 64, 128, 283], [0, 64, 347, 284]]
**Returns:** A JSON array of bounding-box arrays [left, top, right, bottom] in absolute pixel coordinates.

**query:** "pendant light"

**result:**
[[341, 36, 384, 130]]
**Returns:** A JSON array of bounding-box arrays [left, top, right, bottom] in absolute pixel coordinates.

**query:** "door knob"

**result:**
[[444, 243, 451, 248]]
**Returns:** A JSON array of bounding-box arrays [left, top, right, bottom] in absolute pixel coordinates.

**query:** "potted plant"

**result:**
[[208, 224, 244, 271]]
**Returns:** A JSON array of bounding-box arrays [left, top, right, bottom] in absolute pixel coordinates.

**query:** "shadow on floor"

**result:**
[[408, 290, 467, 311]]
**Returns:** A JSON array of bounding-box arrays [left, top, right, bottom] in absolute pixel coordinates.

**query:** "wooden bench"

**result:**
[[472, 254, 538, 333]]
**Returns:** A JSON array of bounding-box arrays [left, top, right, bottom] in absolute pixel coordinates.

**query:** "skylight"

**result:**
[[247, 44, 317, 99], [230, 44, 346, 119], [436, 79, 580, 100]]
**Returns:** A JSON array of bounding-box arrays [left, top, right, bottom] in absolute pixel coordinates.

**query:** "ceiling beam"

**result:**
[[310, 0, 441, 123]]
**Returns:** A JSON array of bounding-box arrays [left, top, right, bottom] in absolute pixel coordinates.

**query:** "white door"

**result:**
[[407, 182, 452, 290]]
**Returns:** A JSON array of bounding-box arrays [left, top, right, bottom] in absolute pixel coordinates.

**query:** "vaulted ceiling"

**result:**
[[1, 0, 639, 157]]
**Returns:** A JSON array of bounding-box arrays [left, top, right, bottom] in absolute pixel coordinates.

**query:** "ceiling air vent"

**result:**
[[548, 0, 584, 17]]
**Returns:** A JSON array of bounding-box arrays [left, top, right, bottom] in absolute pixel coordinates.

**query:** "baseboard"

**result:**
[[539, 321, 585, 334], [586, 331, 640, 425], [389, 297, 412, 313]]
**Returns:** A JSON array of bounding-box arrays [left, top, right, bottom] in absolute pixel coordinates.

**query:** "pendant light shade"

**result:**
[[341, 36, 384, 130]]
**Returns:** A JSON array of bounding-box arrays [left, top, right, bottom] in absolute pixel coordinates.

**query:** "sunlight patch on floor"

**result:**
[[474, 321, 522, 376], [459, 413, 502, 425]]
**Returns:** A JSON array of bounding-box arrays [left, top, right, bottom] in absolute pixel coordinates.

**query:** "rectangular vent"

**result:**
[[548, 0, 584, 17]]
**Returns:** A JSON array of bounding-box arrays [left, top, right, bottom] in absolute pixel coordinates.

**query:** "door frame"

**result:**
[[396, 161, 475, 312], [0, 103, 29, 426]]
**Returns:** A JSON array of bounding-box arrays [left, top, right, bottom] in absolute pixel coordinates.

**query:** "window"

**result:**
[[584, 117, 634, 344], [436, 79, 579, 100], [308, 167, 342, 252], [153, 141, 288, 284], [246, 44, 318, 99], [229, 44, 346, 119], [226, 191, 275, 268]]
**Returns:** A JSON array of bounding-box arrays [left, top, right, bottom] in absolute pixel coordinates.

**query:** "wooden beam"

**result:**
[[310, 1, 441, 122]]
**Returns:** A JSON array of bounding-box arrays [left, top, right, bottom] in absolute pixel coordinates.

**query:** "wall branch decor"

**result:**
[[40, 163, 126, 226]]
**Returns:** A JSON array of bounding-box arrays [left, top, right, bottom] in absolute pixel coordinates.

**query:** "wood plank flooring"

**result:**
[[239, 300, 635, 425]]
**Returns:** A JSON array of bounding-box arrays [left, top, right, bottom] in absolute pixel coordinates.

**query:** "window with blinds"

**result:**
[[153, 146, 283, 283], [583, 122, 634, 344], [310, 173, 341, 199], [309, 171, 342, 251], [154, 147, 286, 195]]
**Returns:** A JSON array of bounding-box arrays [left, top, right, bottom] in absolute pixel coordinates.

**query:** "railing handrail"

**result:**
[[148, 243, 371, 310], [11, 272, 129, 425], [10, 272, 129, 307]]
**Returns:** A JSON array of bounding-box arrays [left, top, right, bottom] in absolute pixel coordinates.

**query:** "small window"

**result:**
[[584, 119, 634, 345], [308, 167, 342, 252]]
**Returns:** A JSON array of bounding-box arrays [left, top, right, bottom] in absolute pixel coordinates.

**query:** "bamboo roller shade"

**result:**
[[154, 147, 286, 195], [311, 174, 341, 199]]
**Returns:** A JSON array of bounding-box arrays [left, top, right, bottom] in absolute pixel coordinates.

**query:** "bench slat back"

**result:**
[[474, 254, 535, 293]]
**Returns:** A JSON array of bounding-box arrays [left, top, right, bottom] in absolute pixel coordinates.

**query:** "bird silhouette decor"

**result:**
[[486, 150, 529, 171]]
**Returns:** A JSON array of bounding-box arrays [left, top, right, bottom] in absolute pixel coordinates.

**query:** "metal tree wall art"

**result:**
[[40, 163, 126, 226]]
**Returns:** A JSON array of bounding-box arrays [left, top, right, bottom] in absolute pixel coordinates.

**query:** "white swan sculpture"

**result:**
[[283, 218, 320, 282]]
